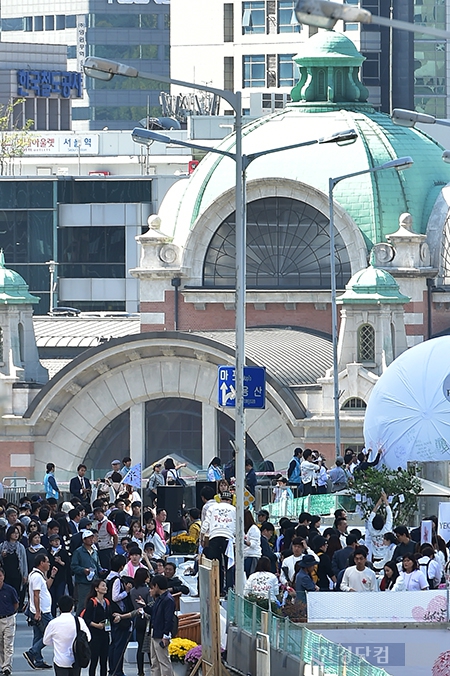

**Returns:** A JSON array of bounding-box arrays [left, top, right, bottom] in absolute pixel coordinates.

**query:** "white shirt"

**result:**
[[244, 524, 262, 559], [244, 572, 279, 601], [418, 556, 441, 587], [44, 613, 91, 668], [200, 502, 236, 541], [393, 570, 429, 591], [341, 566, 378, 592], [28, 569, 52, 614], [300, 460, 319, 485]]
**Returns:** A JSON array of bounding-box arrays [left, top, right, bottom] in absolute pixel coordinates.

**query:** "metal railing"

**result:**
[[227, 591, 392, 676]]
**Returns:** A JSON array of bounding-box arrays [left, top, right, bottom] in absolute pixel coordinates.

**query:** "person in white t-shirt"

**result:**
[[23, 554, 59, 670], [393, 554, 429, 591], [43, 595, 91, 676], [365, 491, 393, 570], [341, 548, 378, 592], [244, 557, 279, 601]]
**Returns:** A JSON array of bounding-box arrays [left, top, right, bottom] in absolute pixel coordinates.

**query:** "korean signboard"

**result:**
[[17, 70, 82, 99]]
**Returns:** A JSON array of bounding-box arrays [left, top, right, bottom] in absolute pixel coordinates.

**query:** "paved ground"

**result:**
[[10, 613, 140, 676]]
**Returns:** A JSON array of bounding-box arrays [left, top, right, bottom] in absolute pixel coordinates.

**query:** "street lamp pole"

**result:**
[[328, 156, 413, 459], [83, 56, 249, 596], [294, 0, 450, 39]]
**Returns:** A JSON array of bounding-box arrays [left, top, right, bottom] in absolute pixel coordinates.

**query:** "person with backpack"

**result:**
[[417, 546, 441, 589], [105, 555, 134, 676], [82, 580, 112, 676], [43, 595, 91, 676]]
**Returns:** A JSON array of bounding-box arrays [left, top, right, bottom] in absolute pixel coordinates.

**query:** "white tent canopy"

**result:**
[[364, 337, 450, 469]]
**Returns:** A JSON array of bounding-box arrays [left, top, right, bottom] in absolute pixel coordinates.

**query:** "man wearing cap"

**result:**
[[106, 460, 122, 480], [68, 518, 92, 554], [295, 554, 319, 601], [71, 531, 101, 613], [93, 506, 118, 570], [201, 491, 236, 593]]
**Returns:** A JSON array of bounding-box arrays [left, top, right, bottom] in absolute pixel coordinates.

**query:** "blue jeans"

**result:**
[[29, 612, 53, 665]]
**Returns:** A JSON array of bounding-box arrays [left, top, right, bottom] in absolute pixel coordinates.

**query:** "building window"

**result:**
[[164, 45, 170, 60], [91, 45, 159, 60], [84, 409, 130, 475], [317, 69, 326, 100], [224, 3, 234, 42], [45, 15, 54, 30], [217, 409, 263, 467], [243, 55, 265, 88], [278, 54, 296, 87], [65, 15, 76, 28], [164, 14, 170, 29], [224, 56, 235, 91], [0, 328, 3, 362], [24, 17, 33, 31], [278, 0, 301, 32], [362, 53, 380, 85], [358, 324, 375, 362], [34, 16, 44, 31], [1, 17, 24, 31], [242, 1, 266, 34], [58, 226, 125, 279], [203, 196, 351, 289], [18, 323, 24, 363], [56, 15, 65, 30], [145, 398, 202, 469], [342, 397, 367, 410], [67, 45, 77, 59]]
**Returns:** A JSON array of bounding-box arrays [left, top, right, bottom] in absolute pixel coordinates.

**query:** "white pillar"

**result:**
[[130, 402, 145, 469], [202, 404, 217, 467]]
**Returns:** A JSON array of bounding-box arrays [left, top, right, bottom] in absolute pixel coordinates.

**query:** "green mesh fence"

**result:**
[[227, 592, 391, 676], [262, 494, 356, 519]]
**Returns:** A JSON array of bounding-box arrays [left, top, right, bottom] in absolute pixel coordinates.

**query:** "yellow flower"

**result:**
[[169, 638, 198, 662]]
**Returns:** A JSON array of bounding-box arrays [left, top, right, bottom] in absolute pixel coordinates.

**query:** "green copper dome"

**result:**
[[0, 252, 40, 305], [337, 261, 410, 304], [161, 31, 450, 253]]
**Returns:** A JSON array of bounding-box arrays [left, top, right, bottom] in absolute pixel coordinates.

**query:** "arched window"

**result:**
[[145, 398, 203, 468], [84, 409, 130, 475], [335, 69, 343, 100], [203, 196, 351, 289], [358, 324, 375, 362], [342, 397, 367, 410], [18, 323, 24, 363], [317, 68, 326, 100]]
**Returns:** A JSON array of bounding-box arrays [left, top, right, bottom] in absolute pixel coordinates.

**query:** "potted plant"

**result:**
[[170, 534, 198, 554], [168, 638, 198, 675]]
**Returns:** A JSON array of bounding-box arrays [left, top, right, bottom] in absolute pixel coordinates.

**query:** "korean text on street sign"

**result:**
[[218, 365, 265, 409]]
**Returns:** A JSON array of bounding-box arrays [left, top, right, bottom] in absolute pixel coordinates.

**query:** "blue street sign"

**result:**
[[218, 365, 266, 409]]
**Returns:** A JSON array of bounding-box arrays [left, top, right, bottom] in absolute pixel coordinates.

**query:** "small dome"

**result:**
[[338, 263, 410, 304], [294, 30, 363, 61], [0, 252, 40, 305]]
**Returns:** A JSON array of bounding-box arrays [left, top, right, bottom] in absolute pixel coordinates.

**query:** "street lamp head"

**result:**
[[131, 127, 172, 146], [319, 129, 358, 145], [391, 108, 436, 128], [83, 56, 138, 81], [295, 0, 372, 29], [379, 156, 414, 171]]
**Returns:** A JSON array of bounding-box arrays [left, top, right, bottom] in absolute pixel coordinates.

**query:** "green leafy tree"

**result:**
[[349, 466, 422, 525], [0, 99, 34, 175]]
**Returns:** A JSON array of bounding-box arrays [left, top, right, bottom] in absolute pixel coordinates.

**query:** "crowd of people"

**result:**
[[0, 449, 444, 676]]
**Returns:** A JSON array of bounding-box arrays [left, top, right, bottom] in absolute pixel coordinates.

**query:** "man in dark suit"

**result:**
[[69, 464, 92, 511], [143, 575, 176, 676], [331, 533, 359, 577], [261, 523, 278, 573]]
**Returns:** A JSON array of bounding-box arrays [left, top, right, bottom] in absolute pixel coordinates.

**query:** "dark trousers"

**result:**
[[29, 612, 53, 666], [135, 625, 150, 676], [302, 483, 317, 496], [54, 665, 81, 676], [50, 580, 66, 617], [108, 623, 130, 676], [317, 485, 327, 494], [99, 548, 114, 571], [89, 630, 109, 676], [206, 536, 232, 593]]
